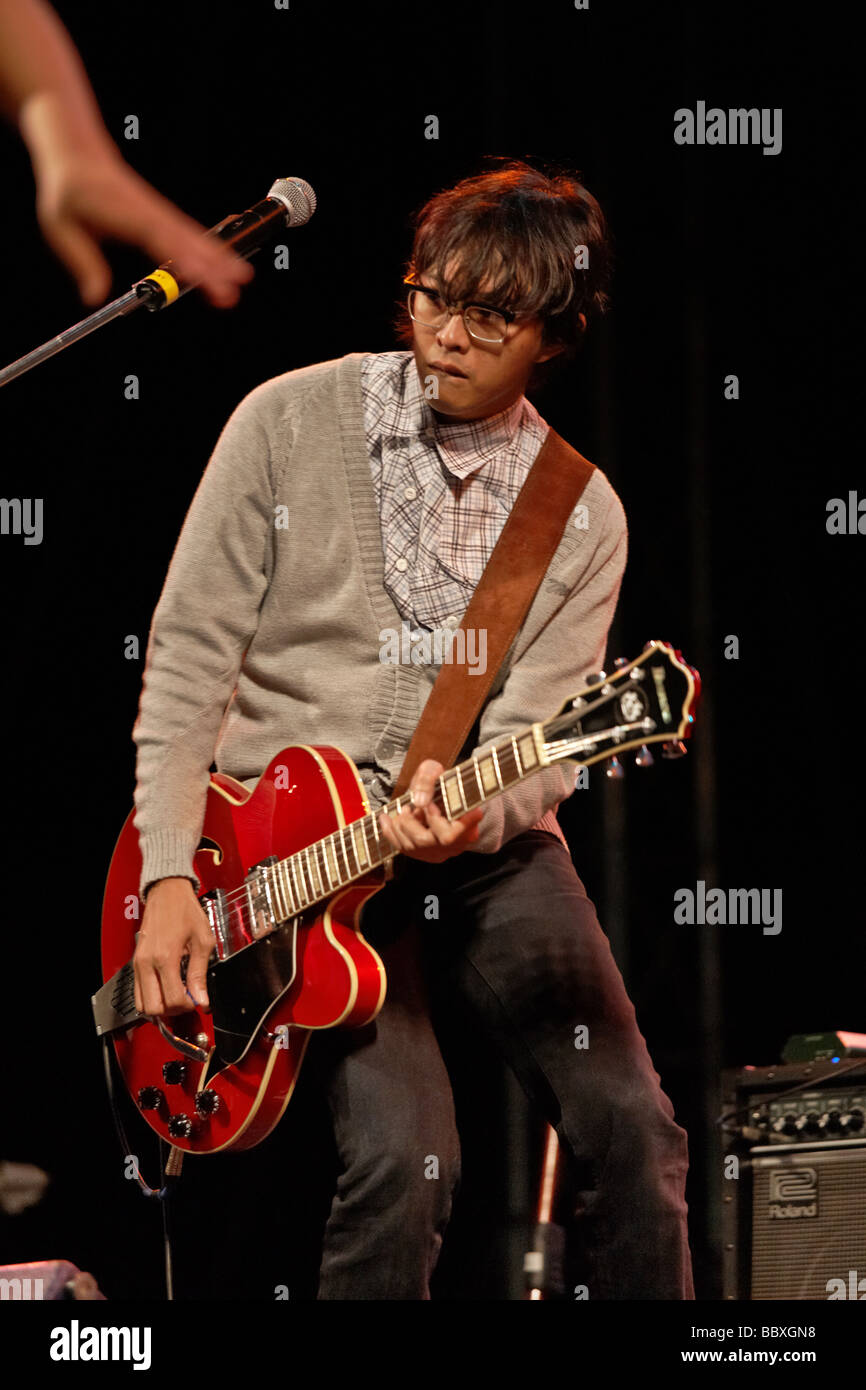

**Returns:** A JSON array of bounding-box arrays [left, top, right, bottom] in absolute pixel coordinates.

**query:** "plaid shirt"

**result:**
[[361, 351, 549, 633]]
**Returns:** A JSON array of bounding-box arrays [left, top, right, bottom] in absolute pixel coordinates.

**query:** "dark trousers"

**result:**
[[309, 830, 694, 1300]]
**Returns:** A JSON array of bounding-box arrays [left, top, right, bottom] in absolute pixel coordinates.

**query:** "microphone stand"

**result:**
[[523, 1123, 567, 1300], [0, 177, 315, 389], [0, 281, 161, 388]]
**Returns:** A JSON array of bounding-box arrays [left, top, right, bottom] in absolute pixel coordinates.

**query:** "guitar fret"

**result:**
[[472, 756, 484, 802], [268, 864, 283, 920], [442, 773, 463, 819], [369, 811, 383, 856], [367, 813, 382, 863], [491, 746, 504, 790], [314, 846, 327, 896], [315, 842, 329, 893], [297, 853, 311, 902], [304, 846, 320, 900], [317, 841, 330, 890], [498, 744, 518, 785], [344, 824, 361, 876], [454, 765, 468, 811], [458, 761, 481, 809], [337, 826, 352, 881], [511, 735, 523, 777], [479, 754, 498, 795], [518, 731, 538, 771], [278, 860, 294, 917], [352, 820, 369, 870], [267, 726, 544, 920], [324, 836, 339, 887], [289, 857, 305, 908], [303, 854, 315, 904]]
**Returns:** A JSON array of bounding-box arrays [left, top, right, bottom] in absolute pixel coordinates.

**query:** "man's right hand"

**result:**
[[133, 877, 214, 1018]]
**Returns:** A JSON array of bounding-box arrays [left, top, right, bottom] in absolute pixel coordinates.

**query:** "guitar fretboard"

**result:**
[[248, 726, 544, 931]]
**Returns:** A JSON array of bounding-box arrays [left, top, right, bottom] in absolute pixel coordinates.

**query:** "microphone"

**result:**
[[0, 176, 317, 386], [136, 176, 317, 309]]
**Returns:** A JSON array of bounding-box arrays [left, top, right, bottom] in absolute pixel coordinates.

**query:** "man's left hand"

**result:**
[[378, 759, 482, 863]]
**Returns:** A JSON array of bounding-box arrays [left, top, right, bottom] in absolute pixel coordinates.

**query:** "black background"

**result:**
[[0, 0, 861, 1308]]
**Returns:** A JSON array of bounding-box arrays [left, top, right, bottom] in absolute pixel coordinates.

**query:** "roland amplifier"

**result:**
[[721, 1060, 866, 1300]]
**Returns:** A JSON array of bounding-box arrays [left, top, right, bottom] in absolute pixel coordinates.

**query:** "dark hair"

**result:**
[[395, 158, 612, 362]]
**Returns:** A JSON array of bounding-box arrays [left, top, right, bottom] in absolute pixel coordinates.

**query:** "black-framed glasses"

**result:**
[[404, 280, 518, 344]]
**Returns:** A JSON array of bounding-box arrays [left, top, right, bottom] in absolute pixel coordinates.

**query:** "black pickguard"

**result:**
[[207, 922, 299, 1067]]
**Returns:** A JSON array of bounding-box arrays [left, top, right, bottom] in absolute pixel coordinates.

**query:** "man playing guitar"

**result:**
[[130, 160, 694, 1299]]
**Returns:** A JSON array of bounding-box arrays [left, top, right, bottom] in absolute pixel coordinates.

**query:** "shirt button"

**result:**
[[395, 558, 408, 572], [404, 486, 417, 500], [444, 614, 459, 628]]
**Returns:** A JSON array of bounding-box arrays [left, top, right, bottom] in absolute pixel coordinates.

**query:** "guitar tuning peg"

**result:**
[[635, 744, 654, 768], [661, 739, 688, 759], [605, 756, 625, 780], [585, 671, 607, 685]]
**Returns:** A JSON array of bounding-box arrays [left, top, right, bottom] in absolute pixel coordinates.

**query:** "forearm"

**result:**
[[0, 1, 115, 162]]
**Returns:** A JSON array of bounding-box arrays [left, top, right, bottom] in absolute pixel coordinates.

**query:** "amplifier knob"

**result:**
[[162, 1061, 188, 1085], [167, 1114, 194, 1139], [818, 1110, 842, 1133], [772, 1115, 797, 1135], [840, 1108, 864, 1133], [137, 1086, 163, 1111], [794, 1112, 820, 1135]]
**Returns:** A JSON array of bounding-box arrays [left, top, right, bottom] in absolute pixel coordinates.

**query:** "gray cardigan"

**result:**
[[132, 353, 628, 898]]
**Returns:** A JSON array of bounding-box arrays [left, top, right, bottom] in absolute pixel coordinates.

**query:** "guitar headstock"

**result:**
[[540, 641, 700, 772]]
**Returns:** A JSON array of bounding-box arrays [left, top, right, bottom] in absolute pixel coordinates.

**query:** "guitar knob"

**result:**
[[661, 740, 688, 759], [167, 1114, 194, 1140], [605, 757, 624, 780], [613, 657, 629, 668], [162, 1061, 188, 1085], [635, 744, 655, 768], [585, 671, 606, 685], [137, 1086, 164, 1111], [195, 1091, 221, 1118]]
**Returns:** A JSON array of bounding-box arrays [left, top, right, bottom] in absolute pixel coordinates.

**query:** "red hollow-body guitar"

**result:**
[[93, 641, 699, 1155]]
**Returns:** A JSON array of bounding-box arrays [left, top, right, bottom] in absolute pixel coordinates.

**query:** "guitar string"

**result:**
[[200, 729, 609, 947], [212, 738, 524, 924], [200, 694, 670, 946], [210, 774, 472, 928], [205, 755, 510, 949], [206, 683, 634, 921], [209, 710, 619, 925]]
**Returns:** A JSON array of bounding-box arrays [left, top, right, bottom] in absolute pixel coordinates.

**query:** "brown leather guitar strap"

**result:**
[[393, 427, 596, 797]]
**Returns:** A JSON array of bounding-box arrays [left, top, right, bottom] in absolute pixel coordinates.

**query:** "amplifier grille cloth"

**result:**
[[751, 1148, 866, 1299]]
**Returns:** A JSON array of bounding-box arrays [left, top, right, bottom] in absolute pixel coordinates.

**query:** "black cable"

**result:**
[[716, 1056, 866, 1133], [101, 1036, 181, 1299]]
